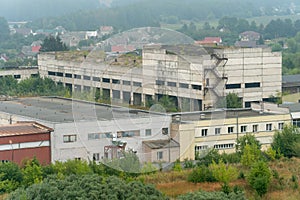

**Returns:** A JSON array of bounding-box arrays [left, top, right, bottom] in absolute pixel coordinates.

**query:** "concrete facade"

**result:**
[[38, 45, 282, 111], [171, 103, 291, 161], [0, 67, 38, 81]]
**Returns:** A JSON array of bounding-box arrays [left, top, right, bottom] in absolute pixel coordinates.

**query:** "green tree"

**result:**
[[247, 161, 272, 197], [236, 133, 261, 154], [210, 160, 238, 194], [0, 162, 23, 193], [0, 75, 18, 96], [241, 144, 262, 167], [158, 95, 178, 112], [226, 92, 242, 108], [40, 35, 68, 52], [272, 124, 300, 158], [21, 158, 43, 187]]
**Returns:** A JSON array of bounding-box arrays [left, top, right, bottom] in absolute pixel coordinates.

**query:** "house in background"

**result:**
[[100, 26, 114, 36], [0, 121, 53, 165], [31, 41, 42, 53], [0, 54, 9, 62], [239, 31, 261, 41], [195, 37, 222, 46]]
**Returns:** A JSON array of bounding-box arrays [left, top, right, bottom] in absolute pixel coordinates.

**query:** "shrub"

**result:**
[[177, 190, 246, 200], [247, 161, 272, 197], [241, 144, 262, 167], [183, 158, 195, 168], [272, 124, 300, 158], [7, 174, 168, 200], [187, 165, 216, 183], [209, 160, 238, 185], [173, 159, 182, 171], [219, 152, 241, 164], [196, 149, 220, 166]]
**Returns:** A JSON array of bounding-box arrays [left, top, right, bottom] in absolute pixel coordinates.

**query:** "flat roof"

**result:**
[[282, 74, 300, 84], [0, 97, 164, 123], [143, 139, 180, 149], [0, 121, 53, 137], [173, 108, 281, 122]]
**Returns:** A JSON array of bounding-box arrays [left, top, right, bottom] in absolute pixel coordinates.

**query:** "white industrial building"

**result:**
[[38, 44, 282, 111], [0, 97, 175, 163]]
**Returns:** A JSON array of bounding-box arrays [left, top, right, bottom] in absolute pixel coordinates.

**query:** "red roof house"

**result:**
[[195, 37, 222, 46], [0, 122, 53, 165]]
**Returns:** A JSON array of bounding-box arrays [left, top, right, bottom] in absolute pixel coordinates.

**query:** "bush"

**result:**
[[7, 174, 168, 200], [196, 149, 221, 166], [247, 161, 272, 197], [210, 160, 238, 184], [177, 190, 246, 200], [172, 160, 182, 172], [183, 158, 195, 168], [272, 124, 300, 158], [241, 144, 262, 167], [187, 165, 216, 183], [219, 152, 241, 164]]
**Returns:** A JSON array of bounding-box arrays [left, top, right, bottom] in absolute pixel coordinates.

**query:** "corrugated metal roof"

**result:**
[[0, 122, 53, 137]]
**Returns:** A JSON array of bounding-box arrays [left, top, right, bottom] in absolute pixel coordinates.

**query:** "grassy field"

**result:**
[[141, 157, 300, 200]]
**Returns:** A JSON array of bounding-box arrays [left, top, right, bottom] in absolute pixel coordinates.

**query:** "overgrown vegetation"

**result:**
[[0, 75, 69, 97]]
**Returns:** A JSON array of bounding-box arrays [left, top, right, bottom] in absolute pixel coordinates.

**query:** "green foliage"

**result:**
[[173, 160, 182, 171], [236, 133, 261, 154], [217, 92, 242, 109], [264, 147, 277, 161], [177, 190, 246, 200], [0, 75, 69, 97], [104, 151, 141, 175], [0, 162, 23, 193], [225, 92, 242, 108], [272, 124, 300, 158], [187, 165, 216, 183], [196, 148, 221, 166], [183, 158, 195, 168], [55, 160, 92, 177], [141, 162, 158, 174], [0, 75, 18, 96], [21, 158, 43, 187], [219, 152, 241, 164], [247, 161, 272, 197], [209, 160, 238, 185], [158, 95, 178, 112], [40, 35, 68, 52], [241, 144, 262, 167], [7, 174, 168, 200]]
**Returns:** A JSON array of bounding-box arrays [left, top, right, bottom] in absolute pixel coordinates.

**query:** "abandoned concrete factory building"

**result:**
[[38, 45, 282, 111]]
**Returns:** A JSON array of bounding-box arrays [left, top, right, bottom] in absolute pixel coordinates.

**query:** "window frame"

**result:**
[[201, 129, 208, 137], [240, 125, 247, 133], [228, 126, 234, 134], [157, 151, 163, 160], [215, 127, 221, 135], [63, 135, 77, 143], [266, 123, 272, 131]]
